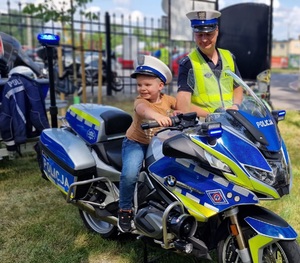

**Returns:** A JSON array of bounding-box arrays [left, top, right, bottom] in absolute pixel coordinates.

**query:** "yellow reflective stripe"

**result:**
[[174, 191, 217, 222], [68, 105, 101, 127], [248, 235, 274, 263]]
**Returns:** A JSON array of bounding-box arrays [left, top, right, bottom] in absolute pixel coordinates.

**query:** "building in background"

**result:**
[[272, 38, 300, 69]]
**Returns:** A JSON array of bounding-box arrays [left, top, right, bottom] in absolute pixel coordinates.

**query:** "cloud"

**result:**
[[130, 10, 144, 22], [273, 3, 300, 40], [85, 6, 101, 14]]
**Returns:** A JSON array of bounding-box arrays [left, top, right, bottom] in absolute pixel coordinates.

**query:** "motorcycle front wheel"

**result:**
[[79, 209, 118, 239], [217, 228, 300, 262]]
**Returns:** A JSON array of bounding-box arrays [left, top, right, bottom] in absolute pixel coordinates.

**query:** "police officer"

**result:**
[[153, 43, 170, 65], [176, 10, 243, 118]]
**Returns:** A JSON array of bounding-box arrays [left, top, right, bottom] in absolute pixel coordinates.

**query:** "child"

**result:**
[[118, 55, 178, 232]]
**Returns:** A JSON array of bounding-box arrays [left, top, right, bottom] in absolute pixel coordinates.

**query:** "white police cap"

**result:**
[[186, 10, 221, 33], [131, 55, 172, 84]]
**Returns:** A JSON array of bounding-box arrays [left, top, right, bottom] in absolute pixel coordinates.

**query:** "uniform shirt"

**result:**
[[177, 48, 241, 93], [126, 93, 176, 145]]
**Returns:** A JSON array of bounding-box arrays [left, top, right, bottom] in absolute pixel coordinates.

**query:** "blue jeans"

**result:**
[[119, 137, 148, 210]]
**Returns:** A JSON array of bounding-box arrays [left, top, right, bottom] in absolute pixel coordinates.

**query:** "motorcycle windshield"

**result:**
[[205, 70, 281, 152]]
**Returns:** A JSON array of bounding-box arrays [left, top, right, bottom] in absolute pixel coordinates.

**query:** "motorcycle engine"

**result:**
[[135, 205, 164, 239], [134, 202, 196, 240]]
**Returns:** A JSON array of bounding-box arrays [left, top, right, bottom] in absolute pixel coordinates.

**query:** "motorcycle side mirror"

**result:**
[[198, 122, 222, 137], [198, 122, 223, 145], [271, 110, 286, 123]]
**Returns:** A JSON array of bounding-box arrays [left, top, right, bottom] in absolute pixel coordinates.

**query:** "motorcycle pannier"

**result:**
[[39, 128, 97, 198]]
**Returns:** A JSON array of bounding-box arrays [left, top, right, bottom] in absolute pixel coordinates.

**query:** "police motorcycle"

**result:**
[[37, 69, 300, 262]]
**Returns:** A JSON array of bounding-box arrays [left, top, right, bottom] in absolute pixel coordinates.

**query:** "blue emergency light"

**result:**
[[37, 33, 60, 47], [272, 110, 286, 122]]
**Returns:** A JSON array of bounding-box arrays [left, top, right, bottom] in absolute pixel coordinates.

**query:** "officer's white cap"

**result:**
[[131, 55, 172, 84], [186, 10, 221, 33]]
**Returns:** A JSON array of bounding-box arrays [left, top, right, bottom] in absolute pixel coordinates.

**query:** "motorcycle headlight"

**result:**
[[245, 159, 290, 187], [204, 151, 231, 173], [245, 166, 276, 186]]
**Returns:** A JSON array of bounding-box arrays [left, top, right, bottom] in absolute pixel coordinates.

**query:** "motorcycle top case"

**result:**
[[65, 103, 132, 144], [40, 128, 97, 197]]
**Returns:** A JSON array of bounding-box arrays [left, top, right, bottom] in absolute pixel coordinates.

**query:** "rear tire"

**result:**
[[79, 209, 118, 239], [217, 228, 300, 262]]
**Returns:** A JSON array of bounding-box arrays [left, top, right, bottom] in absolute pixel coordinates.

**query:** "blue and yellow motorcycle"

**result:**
[[37, 70, 300, 262]]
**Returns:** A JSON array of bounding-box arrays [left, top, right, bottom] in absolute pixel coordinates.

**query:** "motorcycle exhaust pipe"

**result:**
[[75, 200, 118, 225]]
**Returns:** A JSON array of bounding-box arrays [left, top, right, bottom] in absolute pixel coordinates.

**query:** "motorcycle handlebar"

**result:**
[[141, 115, 181, 130], [141, 112, 197, 130]]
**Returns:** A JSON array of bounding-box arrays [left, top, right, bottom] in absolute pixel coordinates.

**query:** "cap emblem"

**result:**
[[197, 11, 206, 20]]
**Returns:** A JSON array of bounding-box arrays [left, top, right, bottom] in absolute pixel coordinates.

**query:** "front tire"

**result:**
[[217, 228, 300, 262], [79, 209, 118, 239]]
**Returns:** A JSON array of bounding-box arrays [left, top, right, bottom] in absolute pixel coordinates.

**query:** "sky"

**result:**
[[85, 0, 300, 41], [4, 0, 300, 41]]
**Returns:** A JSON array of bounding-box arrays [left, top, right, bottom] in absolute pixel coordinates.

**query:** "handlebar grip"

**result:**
[[141, 121, 160, 130], [141, 115, 181, 130]]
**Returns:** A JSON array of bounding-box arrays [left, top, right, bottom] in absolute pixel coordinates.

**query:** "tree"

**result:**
[[22, 0, 98, 88], [0, 10, 27, 43], [22, 0, 97, 23]]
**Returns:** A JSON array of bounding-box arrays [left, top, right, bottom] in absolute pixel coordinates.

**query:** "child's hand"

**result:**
[[155, 115, 173, 127], [167, 109, 182, 117], [172, 110, 182, 116], [226, 104, 239, 110]]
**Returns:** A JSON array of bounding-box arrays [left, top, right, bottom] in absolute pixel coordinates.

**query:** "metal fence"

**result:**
[[0, 1, 193, 96]]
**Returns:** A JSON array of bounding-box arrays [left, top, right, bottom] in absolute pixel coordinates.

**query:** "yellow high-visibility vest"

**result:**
[[189, 48, 235, 113], [160, 47, 169, 65]]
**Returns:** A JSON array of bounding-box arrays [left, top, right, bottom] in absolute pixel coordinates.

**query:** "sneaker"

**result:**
[[118, 209, 133, 233]]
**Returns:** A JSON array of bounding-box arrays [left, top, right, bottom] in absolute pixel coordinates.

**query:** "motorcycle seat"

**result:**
[[93, 138, 124, 172], [100, 109, 132, 137]]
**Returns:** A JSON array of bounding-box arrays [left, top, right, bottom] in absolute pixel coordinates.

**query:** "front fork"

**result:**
[[224, 207, 252, 263]]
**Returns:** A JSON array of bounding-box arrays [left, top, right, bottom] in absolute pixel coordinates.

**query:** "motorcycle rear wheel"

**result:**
[[79, 209, 118, 239], [217, 228, 300, 262]]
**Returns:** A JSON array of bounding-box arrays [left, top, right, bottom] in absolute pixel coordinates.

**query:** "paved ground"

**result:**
[[269, 73, 300, 111]]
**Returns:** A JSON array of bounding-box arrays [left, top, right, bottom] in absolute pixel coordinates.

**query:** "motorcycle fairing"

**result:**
[[237, 110, 282, 152], [190, 136, 282, 199], [148, 157, 259, 219], [194, 129, 272, 172], [240, 205, 298, 240], [281, 140, 292, 192], [245, 217, 298, 240]]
